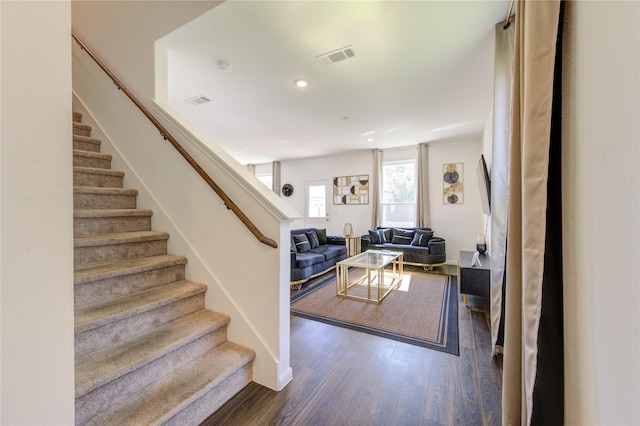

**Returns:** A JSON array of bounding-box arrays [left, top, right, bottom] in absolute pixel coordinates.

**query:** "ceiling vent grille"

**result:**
[[316, 45, 355, 66], [185, 95, 211, 106]]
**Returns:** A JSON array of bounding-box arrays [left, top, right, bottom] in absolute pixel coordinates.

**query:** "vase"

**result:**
[[343, 223, 353, 237], [476, 233, 487, 254]]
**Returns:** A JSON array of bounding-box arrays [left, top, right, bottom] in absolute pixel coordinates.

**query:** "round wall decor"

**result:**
[[282, 183, 294, 197]]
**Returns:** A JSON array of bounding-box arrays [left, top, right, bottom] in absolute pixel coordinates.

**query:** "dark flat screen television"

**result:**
[[477, 154, 491, 214]]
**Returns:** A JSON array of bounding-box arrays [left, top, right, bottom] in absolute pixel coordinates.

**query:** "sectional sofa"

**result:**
[[290, 227, 348, 289], [361, 227, 446, 270]]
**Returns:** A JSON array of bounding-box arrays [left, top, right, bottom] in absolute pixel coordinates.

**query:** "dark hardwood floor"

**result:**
[[202, 269, 502, 426]]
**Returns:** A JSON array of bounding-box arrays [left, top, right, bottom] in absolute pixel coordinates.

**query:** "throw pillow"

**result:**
[[292, 233, 311, 253], [391, 228, 415, 245], [305, 231, 320, 249], [368, 229, 387, 244], [315, 228, 327, 245], [411, 229, 434, 247], [290, 235, 297, 253]]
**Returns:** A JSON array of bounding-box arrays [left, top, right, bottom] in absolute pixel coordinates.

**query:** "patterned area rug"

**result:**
[[290, 269, 459, 355]]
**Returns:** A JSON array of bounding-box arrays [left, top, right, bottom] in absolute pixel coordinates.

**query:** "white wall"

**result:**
[[281, 150, 374, 236], [0, 1, 75, 424], [428, 136, 485, 261], [562, 1, 640, 424], [278, 136, 486, 262]]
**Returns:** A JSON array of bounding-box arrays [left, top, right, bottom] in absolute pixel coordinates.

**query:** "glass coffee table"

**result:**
[[336, 250, 403, 303]]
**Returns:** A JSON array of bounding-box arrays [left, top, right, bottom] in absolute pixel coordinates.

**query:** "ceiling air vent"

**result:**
[[185, 95, 211, 106], [316, 45, 355, 66]]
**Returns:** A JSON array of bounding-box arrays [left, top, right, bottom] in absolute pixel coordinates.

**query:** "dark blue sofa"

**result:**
[[361, 227, 446, 270], [290, 227, 347, 289]]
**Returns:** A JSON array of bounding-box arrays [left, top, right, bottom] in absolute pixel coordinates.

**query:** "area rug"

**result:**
[[290, 270, 459, 355]]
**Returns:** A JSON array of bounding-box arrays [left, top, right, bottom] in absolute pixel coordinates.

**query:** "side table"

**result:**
[[458, 250, 490, 305], [345, 236, 361, 257]]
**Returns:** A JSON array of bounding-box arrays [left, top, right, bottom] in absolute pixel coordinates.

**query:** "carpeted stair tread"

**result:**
[[74, 186, 138, 196], [74, 254, 187, 285], [74, 112, 83, 122], [73, 134, 102, 152], [75, 280, 206, 334], [74, 122, 92, 136], [73, 150, 112, 169], [74, 208, 154, 235], [74, 208, 153, 219], [75, 309, 230, 398], [74, 186, 138, 210], [74, 166, 125, 188], [74, 166, 124, 177], [74, 230, 169, 248], [83, 341, 255, 426], [73, 149, 111, 160]]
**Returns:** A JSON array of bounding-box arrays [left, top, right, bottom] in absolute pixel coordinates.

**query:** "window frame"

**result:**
[[380, 158, 417, 228]]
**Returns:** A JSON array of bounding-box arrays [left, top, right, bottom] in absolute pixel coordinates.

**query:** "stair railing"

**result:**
[[72, 31, 278, 249]]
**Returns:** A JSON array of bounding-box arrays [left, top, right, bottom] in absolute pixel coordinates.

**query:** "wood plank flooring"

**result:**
[[201, 271, 502, 426]]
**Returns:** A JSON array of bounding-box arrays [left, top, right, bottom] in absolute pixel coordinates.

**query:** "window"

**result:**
[[255, 173, 272, 191], [381, 160, 416, 227]]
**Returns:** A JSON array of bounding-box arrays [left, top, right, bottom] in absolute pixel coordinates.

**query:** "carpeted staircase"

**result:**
[[73, 112, 255, 425]]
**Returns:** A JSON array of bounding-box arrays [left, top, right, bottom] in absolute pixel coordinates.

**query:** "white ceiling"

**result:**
[[158, 0, 509, 165]]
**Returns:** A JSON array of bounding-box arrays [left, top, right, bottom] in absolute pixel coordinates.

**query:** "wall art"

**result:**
[[333, 175, 369, 205], [443, 163, 464, 204]]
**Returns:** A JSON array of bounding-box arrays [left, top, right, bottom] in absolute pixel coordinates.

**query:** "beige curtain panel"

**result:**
[[490, 18, 515, 358], [416, 143, 431, 227], [502, 1, 563, 425]]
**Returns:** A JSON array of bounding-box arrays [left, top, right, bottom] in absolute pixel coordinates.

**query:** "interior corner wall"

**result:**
[[562, 1, 640, 424], [0, 1, 75, 424]]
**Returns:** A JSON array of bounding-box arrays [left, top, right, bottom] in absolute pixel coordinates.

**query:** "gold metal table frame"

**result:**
[[335, 250, 403, 303]]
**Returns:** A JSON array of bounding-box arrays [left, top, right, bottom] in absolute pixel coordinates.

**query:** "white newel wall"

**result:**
[[1, 1, 75, 423]]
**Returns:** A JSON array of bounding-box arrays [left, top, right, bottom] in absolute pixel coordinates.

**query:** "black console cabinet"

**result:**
[[458, 250, 490, 305]]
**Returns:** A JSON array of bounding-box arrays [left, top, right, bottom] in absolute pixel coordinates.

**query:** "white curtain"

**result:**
[[272, 161, 281, 195], [370, 149, 381, 229], [416, 143, 431, 227], [490, 19, 515, 357], [502, 1, 563, 424]]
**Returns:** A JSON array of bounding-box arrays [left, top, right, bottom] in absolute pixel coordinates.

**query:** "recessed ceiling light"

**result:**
[[367, 138, 374, 142], [294, 79, 310, 88]]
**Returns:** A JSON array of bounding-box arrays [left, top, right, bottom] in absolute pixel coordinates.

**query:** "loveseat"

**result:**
[[290, 227, 348, 289], [361, 227, 446, 270]]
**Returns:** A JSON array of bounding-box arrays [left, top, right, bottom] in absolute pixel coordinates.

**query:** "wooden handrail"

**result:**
[[72, 32, 278, 249]]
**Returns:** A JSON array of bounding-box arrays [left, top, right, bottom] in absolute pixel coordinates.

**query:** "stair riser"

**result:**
[[76, 330, 228, 425], [164, 363, 253, 426], [73, 138, 101, 153], [75, 264, 186, 307], [74, 123, 92, 137], [74, 171, 123, 188], [74, 193, 137, 209], [75, 240, 167, 269], [76, 295, 205, 358], [73, 155, 111, 169], [74, 216, 151, 236]]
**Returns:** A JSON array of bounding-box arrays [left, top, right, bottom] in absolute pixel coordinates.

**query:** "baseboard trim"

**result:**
[[277, 367, 293, 391]]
